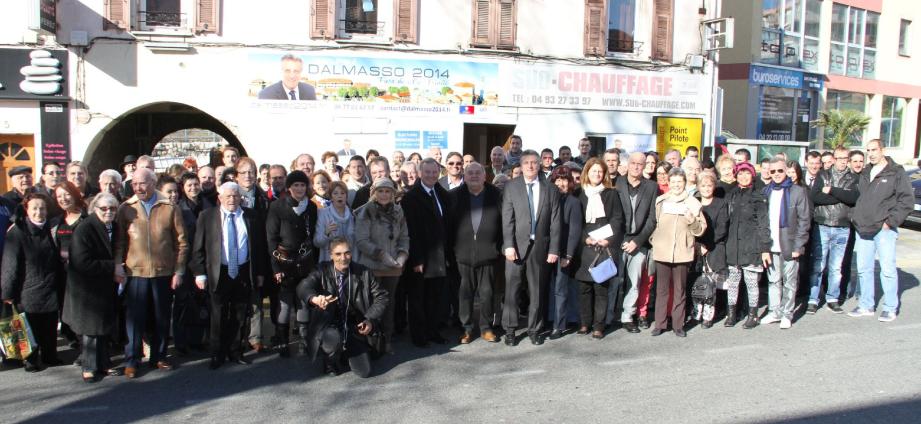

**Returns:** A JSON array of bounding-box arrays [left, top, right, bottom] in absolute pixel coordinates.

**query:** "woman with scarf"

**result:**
[[355, 179, 409, 354], [2, 193, 63, 371], [311, 170, 333, 209], [725, 162, 771, 328], [692, 171, 729, 328], [649, 168, 706, 337], [573, 158, 624, 339], [314, 181, 355, 264]]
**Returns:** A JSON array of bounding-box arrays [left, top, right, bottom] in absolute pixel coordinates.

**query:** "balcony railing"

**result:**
[[608, 38, 643, 54], [139, 10, 185, 28], [340, 18, 384, 35]]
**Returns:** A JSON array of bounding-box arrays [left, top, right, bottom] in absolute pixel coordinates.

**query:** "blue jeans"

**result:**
[[856, 227, 899, 313], [809, 225, 850, 304], [124, 276, 173, 367], [548, 262, 580, 330]]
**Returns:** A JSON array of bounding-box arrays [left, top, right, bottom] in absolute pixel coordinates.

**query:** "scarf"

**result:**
[[582, 184, 606, 224], [762, 177, 793, 228], [292, 197, 310, 215]]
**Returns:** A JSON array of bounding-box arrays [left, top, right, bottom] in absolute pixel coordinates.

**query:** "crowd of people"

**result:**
[[0, 135, 915, 380]]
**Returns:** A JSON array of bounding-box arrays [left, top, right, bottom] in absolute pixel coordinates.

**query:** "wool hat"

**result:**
[[734, 162, 756, 176], [7, 166, 32, 177], [371, 178, 395, 193], [285, 170, 310, 189]]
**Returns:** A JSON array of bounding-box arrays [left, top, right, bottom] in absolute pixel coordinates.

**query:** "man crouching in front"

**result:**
[[297, 237, 389, 378]]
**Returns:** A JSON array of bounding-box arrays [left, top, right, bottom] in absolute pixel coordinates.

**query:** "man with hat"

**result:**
[[265, 170, 318, 356], [120, 155, 137, 197], [4, 166, 34, 206]]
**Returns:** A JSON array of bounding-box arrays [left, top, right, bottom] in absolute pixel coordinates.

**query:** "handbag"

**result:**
[[272, 243, 316, 279], [0, 305, 37, 361], [588, 248, 618, 284], [691, 258, 723, 303]]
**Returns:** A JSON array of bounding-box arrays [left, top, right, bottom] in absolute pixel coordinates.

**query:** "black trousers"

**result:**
[[25, 311, 58, 365], [82, 335, 109, 373], [578, 279, 609, 331], [210, 265, 251, 359], [317, 326, 371, 378], [406, 273, 444, 344], [502, 248, 551, 335], [458, 263, 496, 333]]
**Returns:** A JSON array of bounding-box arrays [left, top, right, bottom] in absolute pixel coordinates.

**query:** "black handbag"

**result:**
[[273, 243, 316, 279], [690, 258, 718, 303]]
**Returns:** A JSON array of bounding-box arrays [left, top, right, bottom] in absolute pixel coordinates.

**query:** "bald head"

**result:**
[[464, 162, 486, 193], [132, 168, 157, 201]]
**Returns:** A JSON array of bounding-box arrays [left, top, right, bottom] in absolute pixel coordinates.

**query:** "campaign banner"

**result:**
[[247, 52, 499, 106], [498, 63, 710, 114]]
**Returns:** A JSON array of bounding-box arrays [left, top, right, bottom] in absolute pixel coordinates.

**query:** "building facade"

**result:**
[[1, 0, 722, 180], [719, 0, 920, 162]]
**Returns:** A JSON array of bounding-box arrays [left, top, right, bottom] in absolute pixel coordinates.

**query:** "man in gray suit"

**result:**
[[257, 54, 317, 100], [501, 150, 561, 346]]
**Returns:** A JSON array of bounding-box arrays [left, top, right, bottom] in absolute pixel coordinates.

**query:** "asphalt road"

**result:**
[[3, 228, 921, 423]]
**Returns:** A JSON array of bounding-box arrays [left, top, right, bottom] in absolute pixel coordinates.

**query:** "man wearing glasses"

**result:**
[[806, 146, 858, 315], [438, 152, 465, 191], [34, 162, 63, 197]]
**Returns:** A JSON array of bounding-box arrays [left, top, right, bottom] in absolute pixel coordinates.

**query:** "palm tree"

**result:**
[[811, 109, 870, 149]]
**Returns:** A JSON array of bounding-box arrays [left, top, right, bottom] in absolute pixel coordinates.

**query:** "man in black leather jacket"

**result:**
[[807, 146, 859, 314]]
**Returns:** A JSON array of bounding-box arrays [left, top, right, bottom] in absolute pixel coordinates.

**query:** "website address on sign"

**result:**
[[602, 98, 696, 110]]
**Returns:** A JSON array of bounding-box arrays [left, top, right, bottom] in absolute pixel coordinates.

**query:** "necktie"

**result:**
[[429, 189, 442, 217], [337, 273, 345, 299], [527, 182, 536, 237], [289, 90, 296, 100], [105, 224, 113, 241], [227, 212, 239, 279]]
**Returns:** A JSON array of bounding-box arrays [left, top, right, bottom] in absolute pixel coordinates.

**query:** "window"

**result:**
[[760, 0, 821, 71], [140, 0, 182, 29], [103, 0, 221, 33], [471, 0, 517, 50], [824, 90, 868, 146], [900, 20, 912, 56], [880, 96, 906, 148], [608, 0, 637, 53], [310, 0, 418, 43], [829, 3, 878, 78]]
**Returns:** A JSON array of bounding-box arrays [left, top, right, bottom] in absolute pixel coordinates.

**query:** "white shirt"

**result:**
[[869, 162, 885, 181], [447, 176, 464, 190], [769, 189, 783, 253], [284, 84, 299, 100], [195, 208, 249, 283], [422, 183, 443, 215], [523, 176, 540, 238]]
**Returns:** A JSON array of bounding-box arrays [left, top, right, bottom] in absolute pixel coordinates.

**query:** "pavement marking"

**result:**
[[481, 369, 546, 379], [598, 356, 664, 367], [705, 344, 763, 354], [801, 332, 853, 342], [48, 406, 110, 414], [887, 323, 921, 331]]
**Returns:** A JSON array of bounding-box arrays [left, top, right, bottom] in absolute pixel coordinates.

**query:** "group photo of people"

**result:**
[[0, 135, 915, 381]]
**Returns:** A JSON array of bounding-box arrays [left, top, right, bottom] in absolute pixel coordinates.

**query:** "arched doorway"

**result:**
[[83, 102, 245, 176]]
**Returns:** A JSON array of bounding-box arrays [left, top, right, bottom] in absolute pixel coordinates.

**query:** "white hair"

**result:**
[[218, 181, 241, 196], [133, 167, 156, 183], [93, 192, 119, 208], [98, 169, 123, 186]]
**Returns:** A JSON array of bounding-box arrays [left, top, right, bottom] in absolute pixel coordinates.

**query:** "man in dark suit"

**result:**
[[614, 152, 658, 332], [450, 163, 502, 344], [297, 237, 388, 377], [501, 150, 561, 346], [257, 54, 317, 100], [191, 182, 269, 370], [402, 158, 452, 347]]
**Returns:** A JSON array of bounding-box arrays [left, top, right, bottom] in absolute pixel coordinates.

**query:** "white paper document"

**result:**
[[588, 224, 614, 241]]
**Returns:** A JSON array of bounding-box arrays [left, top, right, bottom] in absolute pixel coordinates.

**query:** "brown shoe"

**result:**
[[124, 367, 137, 379], [577, 326, 590, 335], [459, 332, 473, 344], [482, 330, 499, 343], [250, 342, 265, 353], [591, 330, 604, 339], [154, 360, 173, 371]]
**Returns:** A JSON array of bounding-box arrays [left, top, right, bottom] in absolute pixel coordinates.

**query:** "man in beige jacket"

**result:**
[[115, 168, 189, 378]]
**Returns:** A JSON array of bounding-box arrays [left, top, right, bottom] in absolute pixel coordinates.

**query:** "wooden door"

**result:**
[[0, 135, 36, 192]]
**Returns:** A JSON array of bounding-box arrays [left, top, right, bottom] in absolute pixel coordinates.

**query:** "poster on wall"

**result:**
[[655, 117, 703, 158], [605, 134, 656, 153], [247, 52, 499, 107]]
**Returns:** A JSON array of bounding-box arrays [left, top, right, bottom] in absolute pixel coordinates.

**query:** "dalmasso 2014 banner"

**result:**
[[247, 52, 499, 107]]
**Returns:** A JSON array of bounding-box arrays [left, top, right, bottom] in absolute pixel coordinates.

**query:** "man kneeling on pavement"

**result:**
[[297, 237, 389, 378]]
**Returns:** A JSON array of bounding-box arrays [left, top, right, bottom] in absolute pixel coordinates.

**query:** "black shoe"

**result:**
[[827, 301, 844, 314], [743, 307, 760, 329], [529, 333, 544, 345], [277, 344, 290, 358], [548, 329, 563, 340], [724, 307, 738, 327], [323, 357, 342, 376], [702, 320, 713, 329], [650, 328, 664, 337], [504, 332, 518, 346], [674, 329, 687, 337], [230, 355, 252, 365], [208, 357, 224, 370], [806, 303, 819, 314], [638, 316, 651, 329], [428, 334, 447, 345], [623, 321, 640, 333]]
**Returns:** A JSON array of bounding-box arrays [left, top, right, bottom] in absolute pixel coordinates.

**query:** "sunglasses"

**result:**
[[447, 162, 462, 166], [97, 206, 117, 212], [769, 169, 786, 174]]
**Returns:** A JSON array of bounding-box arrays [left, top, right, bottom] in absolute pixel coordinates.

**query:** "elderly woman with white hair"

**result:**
[[681, 157, 702, 196]]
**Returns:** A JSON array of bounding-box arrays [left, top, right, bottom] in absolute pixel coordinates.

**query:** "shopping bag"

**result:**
[[0, 305, 37, 361], [589, 248, 618, 283]]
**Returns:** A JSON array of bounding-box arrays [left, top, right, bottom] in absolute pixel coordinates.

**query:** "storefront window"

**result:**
[[880, 96, 906, 148], [829, 4, 877, 78], [759, 86, 796, 141], [824, 90, 868, 146], [760, 0, 821, 71]]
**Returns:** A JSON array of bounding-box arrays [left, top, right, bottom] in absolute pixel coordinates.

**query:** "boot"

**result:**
[[742, 308, 760, 329], [276, 324, 290, 357], [724, 305, 738, 327], [297, 322, 310, 355]]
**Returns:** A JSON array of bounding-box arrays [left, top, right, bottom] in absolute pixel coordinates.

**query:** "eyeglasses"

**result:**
[[45, 171, 64, 175], [447, 162, 462, 166], [769, 169, 786, 174], [97, 206, 117, 212], [834, 156, 849, 160]]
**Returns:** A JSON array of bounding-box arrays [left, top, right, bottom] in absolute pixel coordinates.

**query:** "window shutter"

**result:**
[[311, 0, 337, 39], [652, 0, 673, 61], [496, 0, 516, 49], [471, 0, 494, 47], [103, 0, 130, 30], [196, 0, 221, 33], [584, 0, 606, 56], [393, 0, 419, 44]]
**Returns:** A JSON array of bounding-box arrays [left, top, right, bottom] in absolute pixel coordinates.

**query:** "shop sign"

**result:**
[[0, 48, 67, 100], [655, 117, 703, 158], [749, 65, 802, 90]]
